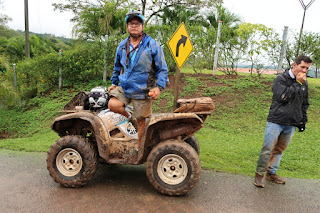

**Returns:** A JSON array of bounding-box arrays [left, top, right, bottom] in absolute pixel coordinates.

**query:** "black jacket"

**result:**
[[267, 70, 309, 127]]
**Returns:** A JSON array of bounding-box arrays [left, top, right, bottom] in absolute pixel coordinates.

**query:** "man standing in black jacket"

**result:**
[[254, 55, 312, 188]]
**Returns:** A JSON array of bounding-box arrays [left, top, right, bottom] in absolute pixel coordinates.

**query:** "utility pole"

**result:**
[[24, 0, 30, 58], [277, 26, 289, 74], [296, 0, 315, 57], [213, 21, 222, 76]]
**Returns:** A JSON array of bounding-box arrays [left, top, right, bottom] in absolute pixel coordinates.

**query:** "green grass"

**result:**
[[196, 74, 320, 179], [1, 70, 319, 179], [197, 99, 320, 179], [0, 89, 79, 137], [0, 129, 59, 151]]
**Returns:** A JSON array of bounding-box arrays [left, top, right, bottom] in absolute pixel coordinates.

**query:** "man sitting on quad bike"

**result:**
[[47, 10, 214, 195], [107, 10, 168, 150]]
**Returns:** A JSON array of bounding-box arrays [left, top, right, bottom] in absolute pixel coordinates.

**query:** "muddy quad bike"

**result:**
[[47, 87, 214, 196]]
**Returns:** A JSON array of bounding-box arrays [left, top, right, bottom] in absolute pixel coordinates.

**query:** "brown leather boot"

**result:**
[[254, 172, 265, 188], [266, 173, 286, 184]]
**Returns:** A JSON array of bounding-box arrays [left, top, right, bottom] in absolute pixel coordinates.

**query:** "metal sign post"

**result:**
[[277, 26, 289, 74], [173, 66, 181, 110], [167, 22, 193, 110], [213, 21, 222, 76]]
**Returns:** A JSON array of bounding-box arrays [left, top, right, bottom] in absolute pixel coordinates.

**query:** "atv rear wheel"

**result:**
[[47, 135, 98, 188], [146, 139, 201, 196]]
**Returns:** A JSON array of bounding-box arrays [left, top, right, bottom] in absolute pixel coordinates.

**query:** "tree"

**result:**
[[297, 31, 320, 58], [3, 35, 59, 63], [207, 4, 241, 29], [218, 25, 245, 75], [282, 30, 320, 69], [160, 5, 206, 26], [0, 0, 11, 26], [72, 4, 128, 40], [53, 0, 130, 38], [53, 0, 130, 80], [312, 48, 320, 78], [0, 0, 12, 39], [5, 37, 25, 63], [212, 6, 243, 74], [0, 55, 19, 108], [72, 6, 106, 40], [188, 25, 217, 72], [265, 32, 282, 70], [299, 31, 320, 78], [0, 78, 19, 108], [139, 0, 216, 25]]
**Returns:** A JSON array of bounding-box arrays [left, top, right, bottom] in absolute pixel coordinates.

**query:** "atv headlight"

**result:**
[[97, 97, 107, 106]]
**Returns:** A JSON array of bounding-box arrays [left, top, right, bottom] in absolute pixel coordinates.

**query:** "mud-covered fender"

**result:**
[[139, 113, 203, 161], [147, 113, 203, 127], [51, 112, 110, 161]]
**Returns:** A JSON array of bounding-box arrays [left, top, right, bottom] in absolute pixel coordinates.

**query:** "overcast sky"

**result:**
[[2, 0, 74, 38], [223, 0, 320, 33], [2, 0, 320, 38]]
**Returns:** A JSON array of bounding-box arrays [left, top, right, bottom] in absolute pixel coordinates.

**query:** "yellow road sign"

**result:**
[[167, 22, 193, 69]]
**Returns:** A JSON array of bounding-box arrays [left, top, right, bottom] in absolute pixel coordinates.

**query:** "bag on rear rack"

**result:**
[[174, 97, 215, 114]]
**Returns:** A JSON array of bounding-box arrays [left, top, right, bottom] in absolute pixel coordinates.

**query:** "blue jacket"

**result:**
[[111, 34, 168, 99]]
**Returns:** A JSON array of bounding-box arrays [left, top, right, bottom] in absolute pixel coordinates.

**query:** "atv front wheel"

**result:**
[[146, 139, 201, 196], [185, 135, 200, 155], [47, 135, 98, 187]]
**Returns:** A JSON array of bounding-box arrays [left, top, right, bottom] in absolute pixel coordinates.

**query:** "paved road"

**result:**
[[0, 150, 319, 213]]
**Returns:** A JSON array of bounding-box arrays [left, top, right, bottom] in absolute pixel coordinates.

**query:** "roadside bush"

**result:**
[[3, 36, 127, 98], [61, 41, 104, 85]]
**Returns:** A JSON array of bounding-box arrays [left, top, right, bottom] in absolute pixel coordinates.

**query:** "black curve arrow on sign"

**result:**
[[176, 35, 187, 57]]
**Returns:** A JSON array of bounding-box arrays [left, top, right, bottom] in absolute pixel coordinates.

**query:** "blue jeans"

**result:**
[[256, 122, 296, 175]]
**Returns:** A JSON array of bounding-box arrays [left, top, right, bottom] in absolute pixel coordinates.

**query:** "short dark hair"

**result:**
[[295, 55, 312, 65]]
